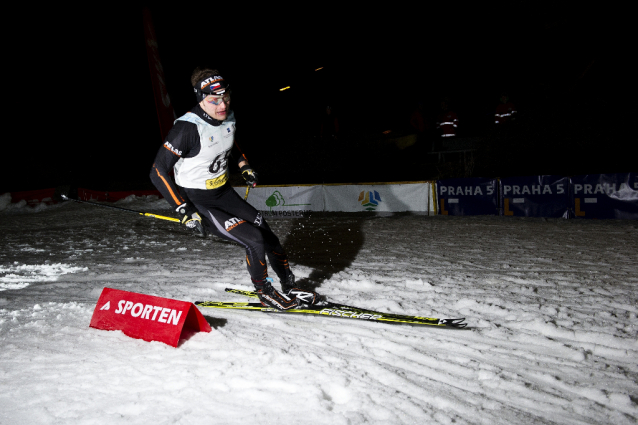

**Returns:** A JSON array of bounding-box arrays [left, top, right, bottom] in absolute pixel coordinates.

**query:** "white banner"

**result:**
[[233, 185, 323, 218], [323, 183, 431, 212], [233, 182, 433, 216]]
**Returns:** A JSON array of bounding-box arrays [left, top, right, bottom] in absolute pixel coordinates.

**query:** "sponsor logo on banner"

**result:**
[[572, 182, 635, 195], [358, 191, 382, 211], [500, 177, 569, 218], [110, 299, 183, 325], [570, 174, 637, 219], [502, 184, 565, 195], [437, 178, 498, 216], [265, 191, 311, 212], [439, 185, 495, 196]]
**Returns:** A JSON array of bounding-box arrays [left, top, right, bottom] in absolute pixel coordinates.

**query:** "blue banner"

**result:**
[[500, 175, 570, 218], [570, 173, 638, 219], [437, 178, 498, 215]]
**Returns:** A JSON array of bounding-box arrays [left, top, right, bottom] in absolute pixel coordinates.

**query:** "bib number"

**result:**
[[209, 151, 230, 175]]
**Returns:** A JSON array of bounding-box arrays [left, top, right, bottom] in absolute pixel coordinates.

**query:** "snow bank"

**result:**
[[0, 203, 636, 424]]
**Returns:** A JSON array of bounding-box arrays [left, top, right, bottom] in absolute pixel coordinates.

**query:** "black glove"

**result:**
[[176, 203, 206, 238], [240, 165, 258, 188]]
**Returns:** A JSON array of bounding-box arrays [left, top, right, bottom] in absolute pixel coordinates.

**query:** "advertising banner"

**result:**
[[77, 188, 162, 202], [235, 185, 324, 218], [90, 287, 211, 347], [437, 178, 498, 215], [500, 175, 570, 218], [323, 182, 430, 213], [8, 188, 56, 205], [570, 173, 638, 219], [77, 188, 110, 202]]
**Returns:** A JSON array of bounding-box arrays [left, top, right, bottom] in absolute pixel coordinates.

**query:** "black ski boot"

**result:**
[[281, 273, 319, 305], [253, 279, 299, 310]]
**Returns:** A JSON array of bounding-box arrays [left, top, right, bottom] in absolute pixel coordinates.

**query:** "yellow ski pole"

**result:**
[[60, 194, 180, 223]]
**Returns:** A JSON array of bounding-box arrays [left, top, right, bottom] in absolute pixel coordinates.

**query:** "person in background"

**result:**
[[436, 98, 458, 138], [494, 93, 517, 126]]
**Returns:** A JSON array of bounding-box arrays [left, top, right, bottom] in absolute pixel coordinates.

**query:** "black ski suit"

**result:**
[[149, 104, 291, 284]]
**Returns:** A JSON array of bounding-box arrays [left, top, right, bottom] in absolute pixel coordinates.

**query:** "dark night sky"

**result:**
[[4, 4, 631, 193]]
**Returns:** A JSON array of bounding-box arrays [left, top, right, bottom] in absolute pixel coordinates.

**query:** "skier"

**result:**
[[149, 67, 317, 310]]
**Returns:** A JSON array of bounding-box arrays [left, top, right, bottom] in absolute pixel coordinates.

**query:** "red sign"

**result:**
[[90, 287, 211, 347]]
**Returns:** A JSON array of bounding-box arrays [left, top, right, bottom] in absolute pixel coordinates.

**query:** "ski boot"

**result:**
[[281, 273, 319, 305], [253, 279, 299, 310]]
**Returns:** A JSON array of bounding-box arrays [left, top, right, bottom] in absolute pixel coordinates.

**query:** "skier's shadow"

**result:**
[[280, 212, 366, 292]]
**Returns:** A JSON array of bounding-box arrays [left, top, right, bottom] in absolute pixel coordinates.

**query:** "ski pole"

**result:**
[[60, 194, 180, 223], [244, 185, 251, 200]]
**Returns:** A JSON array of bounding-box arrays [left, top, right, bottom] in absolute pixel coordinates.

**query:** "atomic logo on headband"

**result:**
[[194, 73, 230, 102], [200, 76, 226, 94]]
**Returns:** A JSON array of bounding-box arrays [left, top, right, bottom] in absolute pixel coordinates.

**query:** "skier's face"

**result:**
[[201, 94, 230, 121]]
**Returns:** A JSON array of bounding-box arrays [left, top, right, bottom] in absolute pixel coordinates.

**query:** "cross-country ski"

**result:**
[[195, 288, 467, 327]]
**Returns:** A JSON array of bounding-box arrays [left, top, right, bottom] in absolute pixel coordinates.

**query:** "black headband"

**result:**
[[194, 75, 230, 102]]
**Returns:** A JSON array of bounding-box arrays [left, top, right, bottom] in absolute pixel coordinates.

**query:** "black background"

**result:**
[[4, 3, 632, 194]]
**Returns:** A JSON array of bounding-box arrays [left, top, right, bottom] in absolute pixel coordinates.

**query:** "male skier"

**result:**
[[150, 67, 317, 310]]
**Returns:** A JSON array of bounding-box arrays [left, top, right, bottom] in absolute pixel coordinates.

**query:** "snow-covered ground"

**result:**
[[1, 192, 636, 425]]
